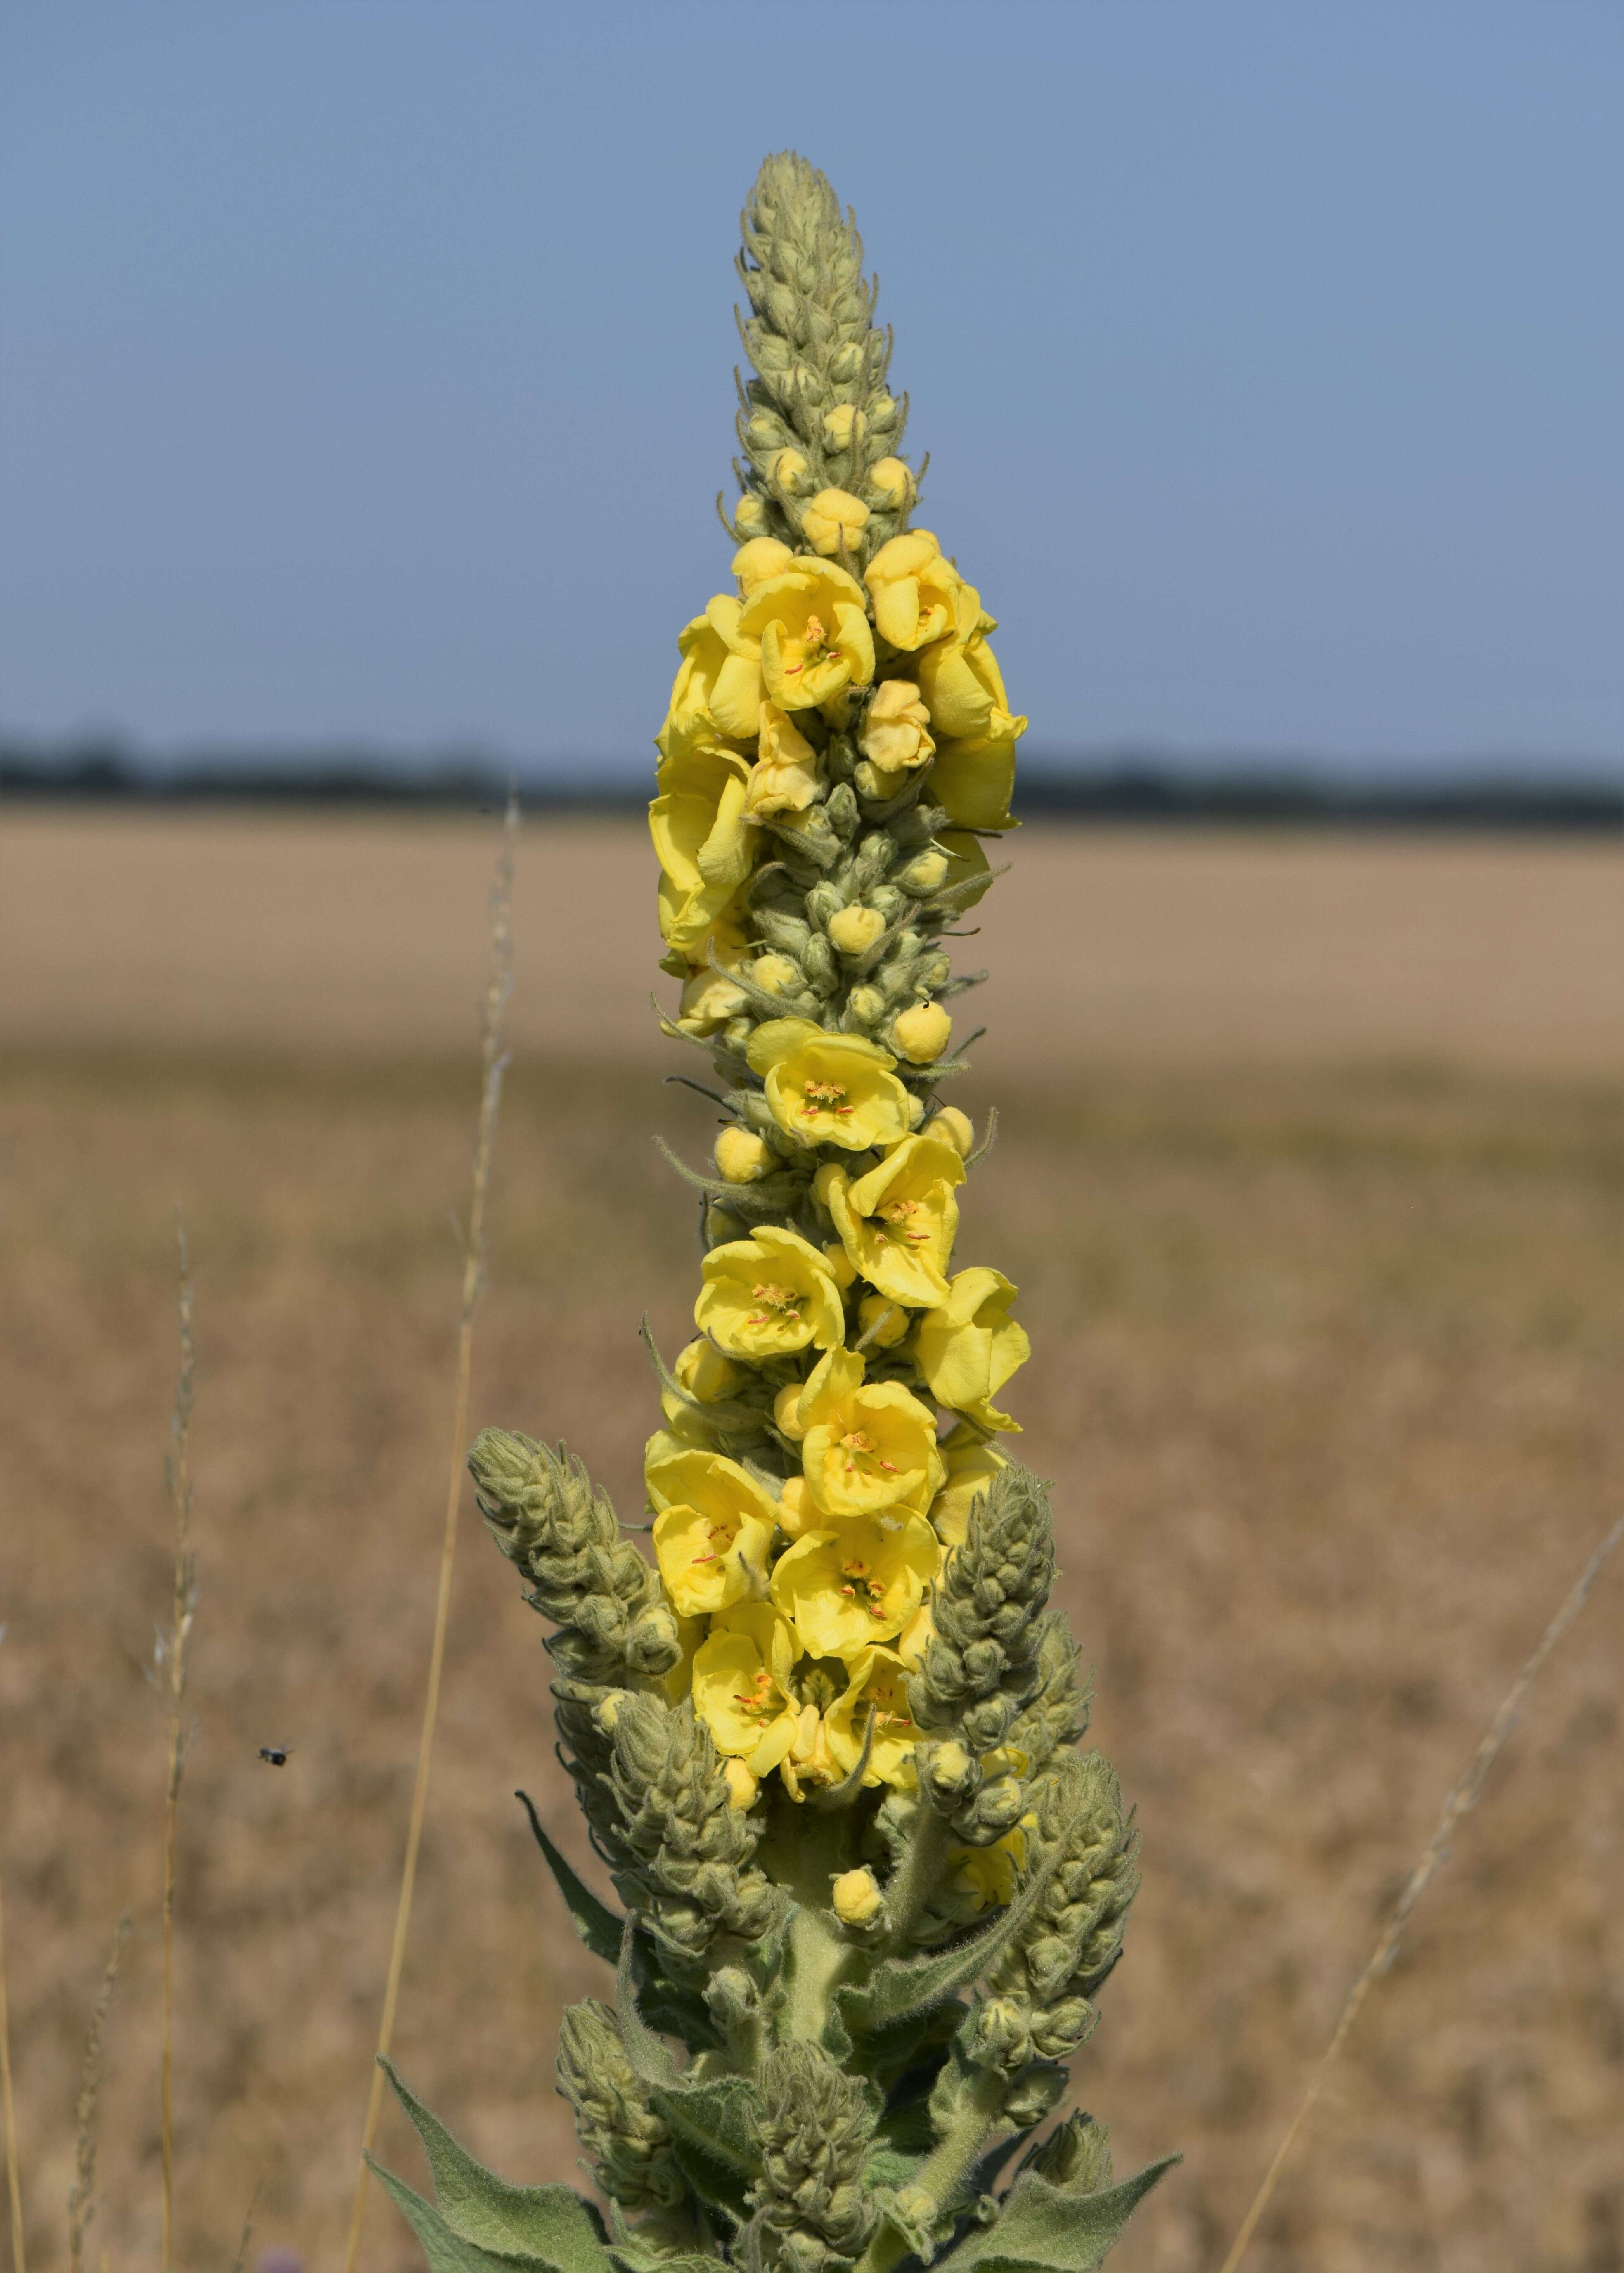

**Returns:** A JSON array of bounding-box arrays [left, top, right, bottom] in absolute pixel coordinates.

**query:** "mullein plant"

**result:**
[[374, 152, 1174, 2273]]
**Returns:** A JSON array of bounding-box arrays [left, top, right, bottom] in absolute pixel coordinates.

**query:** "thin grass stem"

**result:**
[[1217, 1511, 1624, 2273], [69, 1913, 131, 2273], [342, 789, 518, 2273], [159, 1227, 198, 2273], [0, 1873, 24, 2273]]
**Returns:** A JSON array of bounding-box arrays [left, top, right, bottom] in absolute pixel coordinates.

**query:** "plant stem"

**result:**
[[881, 1807, 954, 1951], [343, 792, 517, 2273]]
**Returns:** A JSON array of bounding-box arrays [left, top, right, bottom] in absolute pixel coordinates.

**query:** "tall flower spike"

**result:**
[[421, 151, 1173, 2273]]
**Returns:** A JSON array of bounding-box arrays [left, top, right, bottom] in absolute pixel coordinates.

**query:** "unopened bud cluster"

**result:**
[[411, 151, 1167, 2273]]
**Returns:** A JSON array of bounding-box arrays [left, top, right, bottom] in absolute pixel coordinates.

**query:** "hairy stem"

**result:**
[[880, 1808, 954, 1951]]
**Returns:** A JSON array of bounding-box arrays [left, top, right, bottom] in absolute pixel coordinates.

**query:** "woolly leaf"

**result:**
[[377, 2064, 612, 2271], [647, 2075, 760, 2223], [838, 1825, 1067, 2036], [935, 2159, 1181, 2273], [516, 1792, 625, 1965]]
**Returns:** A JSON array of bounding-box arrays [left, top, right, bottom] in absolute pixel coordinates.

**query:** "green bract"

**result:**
[[382, 152, 1174, 2273]]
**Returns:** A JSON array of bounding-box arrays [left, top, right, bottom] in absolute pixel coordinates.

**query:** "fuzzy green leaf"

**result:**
[[935, 2159, 1181, 2273], [648, 2075, 760, 2224], [378, 2062, 612, 2271], [516, 1792, 625, 1966], [839, 1844, 1061, 2039], [369, 2162, 542, 2273]]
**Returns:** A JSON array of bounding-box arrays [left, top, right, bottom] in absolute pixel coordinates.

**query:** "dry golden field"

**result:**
[[2, 808, 1622, 2273]]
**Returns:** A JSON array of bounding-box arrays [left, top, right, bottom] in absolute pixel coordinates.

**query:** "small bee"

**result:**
[[258, 1743, 294, 1767]]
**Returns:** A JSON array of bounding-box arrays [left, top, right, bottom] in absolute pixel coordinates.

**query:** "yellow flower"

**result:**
[[801, 486, 870, 556], [929, 1425, 1009, 1548], [747, 1018, 913, 1152], [827, 1646, 924, 1788], [650, 743, 756, 956], [866, 457, 916, 511], [664, 901, 753, 1035], [695, 1222, 845, 1359], [795, 1347, 944, 1521], [914, 581, 1023, 743], [733, 537, 797, 594], [648, 1448, 776, 1617], [891, 1002, 952, 1064], [817, 1135, 965, 1308], [859, 679, 935, 780], [692, 1603, 803, 1776], [739, 560, 874, 711], [894, 1601, 934, 1668], [929, 722, 1024, 833], [947, 1824, 1027, 1913], [864, 530, 963, 652], [657, 600, 764, 759], [772, 1513, 940, 1658], [746, 702, 823, 818], [914, 1269, 1031, 1432]]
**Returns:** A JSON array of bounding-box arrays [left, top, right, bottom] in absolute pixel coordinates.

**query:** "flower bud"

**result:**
[[867, 392, 901, 435], [732, 491, 771, 538], [857, 1294, 908, 1350], [753, 952, 803, 996], [674, 1335, 749, 1402], [916, 1738, 980, 1812], [801, 487, 870, 557], [771, 447, 812, 495], [777, 1475, 815, 1537], [965, 1995, 1033, 2072], [827, 904, 886, 957], [907, 1091, 926, 1128], [705, 1964, 760, 2028], [734, 536, 798, 593], [746, 408, 792, 454], [715, 1126, 773, 1184], [895, 849, 949, 894], [846, 984, 886, 1025], [866, 456, 916, 510], [722, 1759, 760, 1810], [923, 1106, 974, 1156], [892, 1002, 952, 1063], [774, 1382, 808, 1441], [831, 1866, 884, 1928], [821, 403, 866, 452]]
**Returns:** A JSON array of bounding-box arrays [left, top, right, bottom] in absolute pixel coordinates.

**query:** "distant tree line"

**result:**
[[2, 737, 1621, 830]]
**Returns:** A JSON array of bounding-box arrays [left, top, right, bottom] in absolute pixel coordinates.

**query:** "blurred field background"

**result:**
[[2, 806, 1623, 2273]]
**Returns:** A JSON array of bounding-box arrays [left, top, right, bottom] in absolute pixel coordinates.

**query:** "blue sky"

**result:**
[[2, 0, 1620, 779]]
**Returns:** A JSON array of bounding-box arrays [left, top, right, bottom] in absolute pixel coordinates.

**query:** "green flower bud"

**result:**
[[745, 2041, 878, 2273], [468, 1431, 677, 1684], [556, 1998, 687, 2214], [607, 1694, 780, 1960], [988, 1751, 1139, 2041], [1025, 2113, 1113, 2195], [964, 1995, 1032, 2074], [1001, 2062, 1070, 2131]]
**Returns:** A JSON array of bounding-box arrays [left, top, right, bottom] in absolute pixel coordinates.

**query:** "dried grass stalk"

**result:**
[[1219, 1511, 1624, 2273], [342, 791, 519, 2273], [158, 1224, 199, 2273], [69, 1913, 131, 2273], [0, 1873, 24, 2273]]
